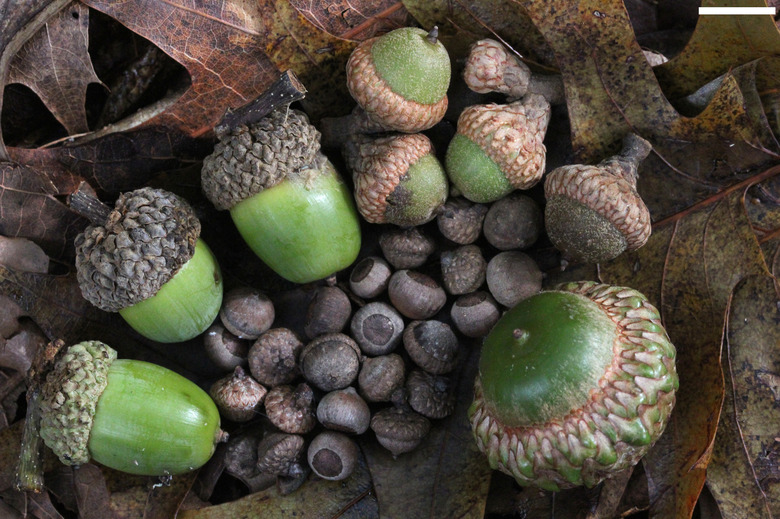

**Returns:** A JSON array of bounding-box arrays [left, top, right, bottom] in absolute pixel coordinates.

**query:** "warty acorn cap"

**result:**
[[75, 187, 200, 313], [201, 108, 322, 211], [39, 341, 117, 465]]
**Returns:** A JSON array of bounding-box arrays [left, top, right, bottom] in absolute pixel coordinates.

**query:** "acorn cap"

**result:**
[[463, 39, 531, 95], [351, 133, 447, 226], [370, 406, 431, 457], [543, 135, 652, 263], [201, 108, 322, 211], [39, 341, 117, 465], [75, 187, 200, 313], [455, 96, 550, 191], [346, 33, 448, 133], [469, 281, 678, 490], [256, 432, 307, 478]]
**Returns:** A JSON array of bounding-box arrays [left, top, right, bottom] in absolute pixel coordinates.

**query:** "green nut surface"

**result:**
[[89, 359, 222, 476], [230, 160, 361, 284], [479, 290, 617, 426], [371, 27, 450, 105], [119, 238, 223, 343], [445, 134, 513, 203], [386, 153, 449, 226]]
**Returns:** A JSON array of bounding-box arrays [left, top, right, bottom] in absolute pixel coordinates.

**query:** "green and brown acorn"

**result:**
[[469, 281, 678, 490], [445, 95, 550, 203], [346, 26, 451, 133], [75, 187, 223, 343], [38, 341, 226, 476], [347, 133, 448, 227], [201, 108, 361, 284]]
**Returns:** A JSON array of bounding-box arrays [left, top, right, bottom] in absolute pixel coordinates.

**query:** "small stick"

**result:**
[[68, 181, 112, 226], [215, 70, 307, 138]]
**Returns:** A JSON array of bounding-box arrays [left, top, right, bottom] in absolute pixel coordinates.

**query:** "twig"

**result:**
[[68, 181, 112, 225]]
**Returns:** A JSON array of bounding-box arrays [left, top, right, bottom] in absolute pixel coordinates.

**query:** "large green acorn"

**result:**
[[469, 281, 678, 491], [201, 108, 361, 284], [39, 341, 226, 476], [445, 95, 550, 203], [75, 187, 223, 343], [346, 26, 451, 133]]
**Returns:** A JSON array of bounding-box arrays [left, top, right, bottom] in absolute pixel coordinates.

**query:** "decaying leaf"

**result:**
[[8, 2, 101, 135], [708, 274, 780, 518]]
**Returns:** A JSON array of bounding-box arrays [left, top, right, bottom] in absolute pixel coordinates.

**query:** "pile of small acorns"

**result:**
[[203, 188, 546, 489]]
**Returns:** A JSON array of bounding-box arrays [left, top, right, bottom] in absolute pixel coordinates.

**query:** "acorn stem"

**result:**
[[526, 74, 565, 105], [15, 389, 44, 492], [68, 182, 111, 226], [426, 26, 439, 45], [215, 70, 307, 138], [605, 133, 652, 186]]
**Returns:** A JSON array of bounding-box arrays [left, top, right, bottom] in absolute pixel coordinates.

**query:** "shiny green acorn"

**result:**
[[469, 281, 678, 490], [38, 341, 226, 476]]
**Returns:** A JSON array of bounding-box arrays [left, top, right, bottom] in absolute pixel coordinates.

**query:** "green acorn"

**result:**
[[201, 108, 361, 284], [346, 26, 451, 133], [38, 341, 226, 476], [445, 95, 550, 203], [75, 187, 222, 343], [469, 281, 678, 491]]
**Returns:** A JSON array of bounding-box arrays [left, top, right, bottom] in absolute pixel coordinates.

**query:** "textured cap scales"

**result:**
[[201, 108, 321, 211], [75, 187, 201, 313], [39, 341, 117, 465]]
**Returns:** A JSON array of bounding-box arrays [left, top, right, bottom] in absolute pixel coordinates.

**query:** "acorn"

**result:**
[[346, 26, 451, 133], [440, 244, 487, 295], [483, 193, 542, 251], [544, 134, 653, 264], [350, 301, 405, 356], [387, 270, 446, 320], [485, 251, 543, 308], [307, 431, 359, 481], [469, 281, 678, 490], [436, 197, 488, 245], [445, 95, 551, 203], [219, 286, 275, 340], [349, 256, 392, 299], [201, 108, 361, 284], [209, 366, 267, 422], [349, 133, 449, 227], [379, 226, 436, 270], [74, 187, 222, 343], [370, 406, 431, 457], [462, 39, 564, 104], [38, 341, 226, 476], [450, 291, 501, 339]]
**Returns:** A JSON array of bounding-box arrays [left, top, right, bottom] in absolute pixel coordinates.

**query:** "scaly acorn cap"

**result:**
[[39, 341, 117, 465], [351, 133, 448, 226], [455, 95, 550, 191], [469, 281, 678, 490], [201, 108, 322, 211], [346, 29, 449, 133], [543, 134, 653, 263], [463, 39, 532, 96], [75, 187, 200, 313]]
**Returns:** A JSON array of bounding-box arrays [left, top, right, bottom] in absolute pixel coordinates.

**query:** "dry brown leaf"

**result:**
[[708, 274, 779, 517], [8, 2, 101, 135]]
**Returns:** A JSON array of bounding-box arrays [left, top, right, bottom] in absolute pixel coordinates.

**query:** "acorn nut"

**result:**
[[209, 366, 267, 422], [38, 341, 225, 476], [220, 286, 275, 340], [346, 26, 451, 133], [316, 387, 370, 434], [204, 322, 250, 372], [201, 108, 361, 283], [440, 245, 487, 295], [370, 406, 431, 457], [486, 251, 543, 307], [74, 187, 223, 343], [299, 333, 362, 391], [406, 369, 456, 419], [349, 256, 392, 299], [308, 431, 359, 481], [469, 281, 678, 490], [358, 353, 406, 403], [387, 270, 446, 320], [403, 320, 459, 374], [264, 382, 317, 434], [304, 285, 352, 339], [350, 301, 405, 356], [450, 291, 501, 339], [436, 197, 488, 245], [248, 328, 304, 387], [379, 226, 436, 269], [445, 96, 551, 203], [350, 133, 449, 227], [544, 134, 653, 264], [256, 432, 307, 478], [483, 193, 542, 250]]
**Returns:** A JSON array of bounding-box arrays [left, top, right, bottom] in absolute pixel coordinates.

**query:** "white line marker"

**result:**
[[699, 7, 776, 15]]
